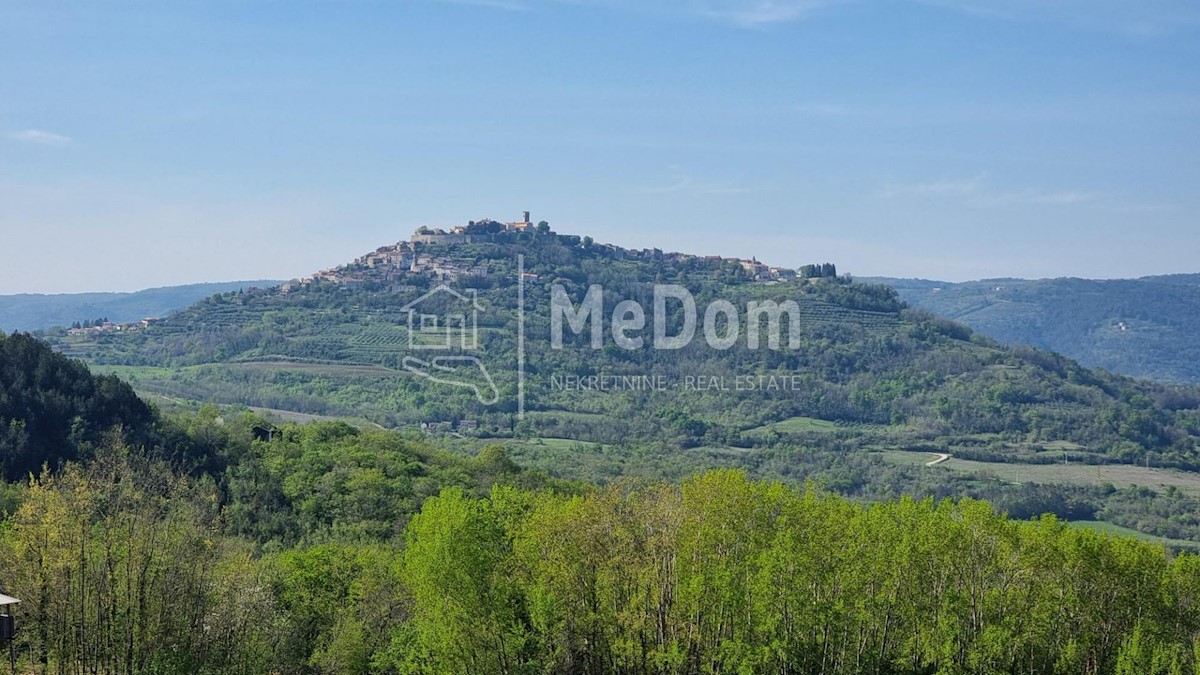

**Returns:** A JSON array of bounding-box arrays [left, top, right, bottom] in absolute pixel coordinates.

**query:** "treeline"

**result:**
[[799, 262, 837, 278], [69, 317, 110, 329], [5, 453, 1200, 675]]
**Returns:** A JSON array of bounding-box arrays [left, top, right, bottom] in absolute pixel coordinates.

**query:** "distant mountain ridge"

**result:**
[[0, 280, 284, 332], [866, 274, 1200, 385]]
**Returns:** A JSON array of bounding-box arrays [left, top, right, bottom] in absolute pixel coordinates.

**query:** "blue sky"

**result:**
[[1, 0, 1197, 293]]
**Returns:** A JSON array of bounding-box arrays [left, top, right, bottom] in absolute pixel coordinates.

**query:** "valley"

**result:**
[[36, 225, 1200, 548], [874, 275, 1200, 385]]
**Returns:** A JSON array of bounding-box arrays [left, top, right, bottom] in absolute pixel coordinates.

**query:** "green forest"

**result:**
[[5, 432, 1200, 674], [4, 328, 1200, 673]]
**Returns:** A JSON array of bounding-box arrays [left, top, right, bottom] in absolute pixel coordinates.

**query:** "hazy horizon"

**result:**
[[4, 229, 1200, 297]]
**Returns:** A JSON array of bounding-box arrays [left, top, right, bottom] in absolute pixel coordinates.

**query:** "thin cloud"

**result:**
[[441, 0, 1200, 32], [912, 0, 1200, 37], [633, 172, 753, 196], [693, 0, 838, 27], [877, 175, 1104, 208], [429, 0, 529, 11], [8, 129, 72, 145], [476, 0, 841, 26], [429, 0, 1199, 31], [983, 190, 1099, 207]]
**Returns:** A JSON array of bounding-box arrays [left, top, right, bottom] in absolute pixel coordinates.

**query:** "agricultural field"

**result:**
[[798, 300, 900, 333], [503, 437, 600, 452], [1069, 520, 1200, 552], [224, 360, 408, 378], [757, 416, 841, 433], [90, 364, 182, 381], [877, 450, 1200, 495]]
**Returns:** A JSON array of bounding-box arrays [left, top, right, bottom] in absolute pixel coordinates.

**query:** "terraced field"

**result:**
[[800, 300, 899, 333]]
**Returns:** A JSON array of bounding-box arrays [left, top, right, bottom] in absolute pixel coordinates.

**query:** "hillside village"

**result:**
[[65, 316, 160, 337], [281, 212, 824, 292]]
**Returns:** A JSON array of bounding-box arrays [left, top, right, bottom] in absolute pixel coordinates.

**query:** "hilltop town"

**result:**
[[282, 212, 828, 292], [45, 212, 832, 338]]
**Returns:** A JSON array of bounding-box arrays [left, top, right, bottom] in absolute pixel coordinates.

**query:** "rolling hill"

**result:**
[[30, 224, 1200, 543], [0, 332, 155, 480], [870, 275, 1200, 385], [45, 228, 1200, 460], [0, 280, 284, 332]]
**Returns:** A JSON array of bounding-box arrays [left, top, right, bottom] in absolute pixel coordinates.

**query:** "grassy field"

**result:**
[[1070, 521, 1200, 551], [134, 390, 387, 428], [1042, 440, 1086, 451], [502, 437, 603, 452], [226, 360, 408, 377], [745, 416, 843, 436], [524, 410, 613, 423], [245, 406, 381, 427], [770, 416, 841, 433], [91, 364, 180, 380], [745, 417, 912, 445], [685, 445, 751, 455], [96, 360, 412, 384], [877, 450, 1200, 495], [876, 450, 946, 467]]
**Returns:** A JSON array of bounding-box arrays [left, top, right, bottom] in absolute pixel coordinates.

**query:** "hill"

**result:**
[[0, 280, 284, 332], [0, 332, 157, 480], [17, 301, 1199, 673], [44, 225, 1200, 482], [868, 275, 1200, 385]]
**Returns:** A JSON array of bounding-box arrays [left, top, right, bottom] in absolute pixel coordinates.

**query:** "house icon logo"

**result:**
[[398, 284, 498, 405], [400, 284, 483, 351]]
